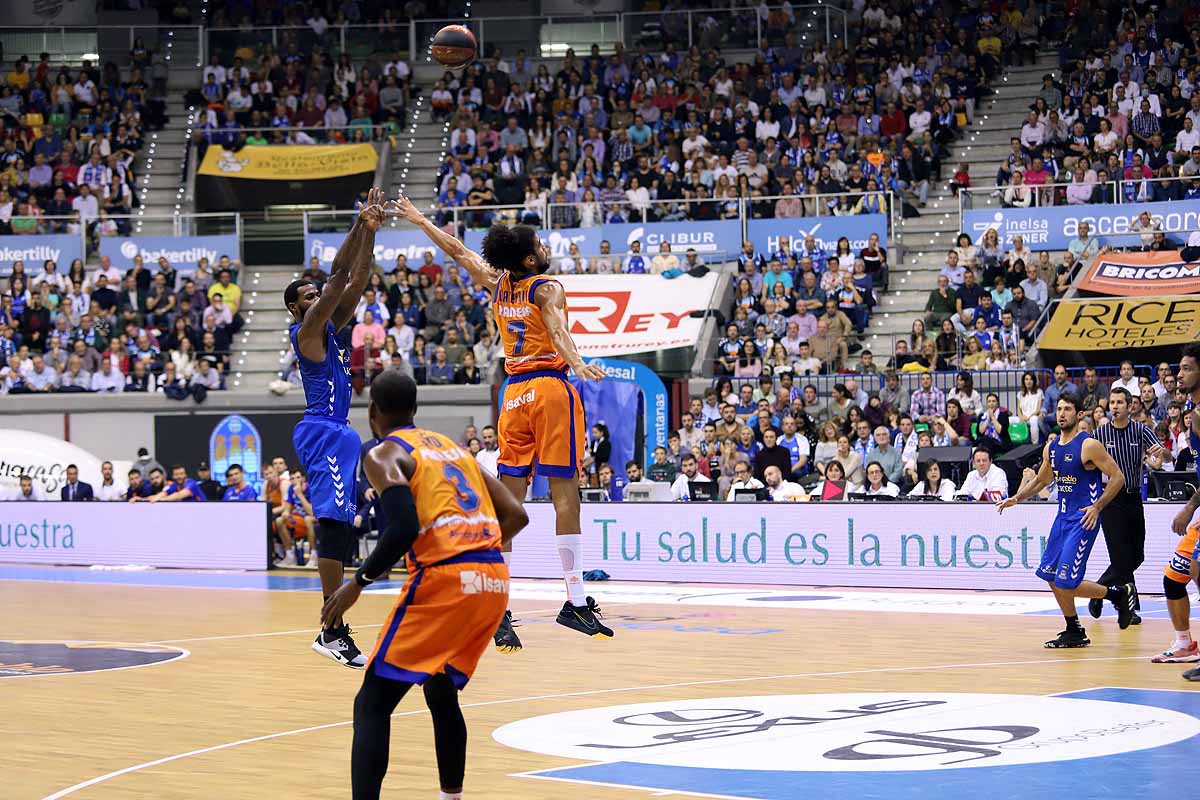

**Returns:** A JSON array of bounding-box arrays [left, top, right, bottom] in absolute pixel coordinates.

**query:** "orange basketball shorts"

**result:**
[[497, 370, 585, 480], [368, 550, 509, 688], [283, 512, 309, 536], [1165, 522, 1200, 583]]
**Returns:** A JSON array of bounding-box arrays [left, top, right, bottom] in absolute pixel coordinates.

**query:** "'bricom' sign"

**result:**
[[1076, 251, 1200, 296], [1038, 295, 1200, 350]]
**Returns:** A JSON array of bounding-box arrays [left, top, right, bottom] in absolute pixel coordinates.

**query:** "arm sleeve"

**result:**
[[357, 485, 420, 583]]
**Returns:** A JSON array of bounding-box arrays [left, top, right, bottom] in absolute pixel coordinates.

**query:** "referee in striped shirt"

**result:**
[[1090, 386, 1166, 624]]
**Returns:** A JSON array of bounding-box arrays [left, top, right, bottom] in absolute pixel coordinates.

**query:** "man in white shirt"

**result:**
[[677, 412, 703, 451], [957, 448, 1010, 501], [1175, 118, 1200, 161], [1019, 111, 1046, 155], [764, 465, 807, 502], [72, 184, 99, 228], [96, 460, 127, 501], [13, 474, 48, 501], [670, 453, 711, 501], [90, 358, 125, 392], [475, 425, 500, 477], [1111, 359, 1140, 395], [725, 460, 765, 501], [907, 99, 932, 139], [93, 254, 122, 286], [894, 414, 920, 474]]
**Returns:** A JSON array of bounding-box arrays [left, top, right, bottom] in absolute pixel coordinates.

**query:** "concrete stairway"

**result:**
[[870, 52, 1058, 350], [227, 264, 298, 391]]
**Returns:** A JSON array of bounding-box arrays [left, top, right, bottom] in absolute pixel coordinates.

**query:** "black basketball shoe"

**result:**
[[493, 609, 522, 654], [1045, 628, 1091, 648], [556, 596, 614, 639], [1087, 598, 1103, 619], [311, 624, 366, 668], [1115, 583, 1138, 630]]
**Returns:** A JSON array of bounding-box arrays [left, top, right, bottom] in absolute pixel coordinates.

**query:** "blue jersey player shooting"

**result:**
[[997, 391, 1135, 649], [283, 186, 389, 669]]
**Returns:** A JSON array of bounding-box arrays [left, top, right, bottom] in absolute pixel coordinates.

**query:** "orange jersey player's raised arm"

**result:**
[[390, 195, 605, 382]]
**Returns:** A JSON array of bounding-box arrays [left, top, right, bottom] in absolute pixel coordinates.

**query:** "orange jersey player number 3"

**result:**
[[493, 271, 586, 480]]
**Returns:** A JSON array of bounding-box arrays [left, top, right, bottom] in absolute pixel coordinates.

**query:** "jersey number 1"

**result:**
[[442, 463, 480, 512], [507, 320, 526, 356]]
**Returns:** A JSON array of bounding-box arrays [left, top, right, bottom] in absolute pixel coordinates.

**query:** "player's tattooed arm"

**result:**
[[389, 195, 501, 290], [533, 280, 606, 382], [332, 187, 386, 329]]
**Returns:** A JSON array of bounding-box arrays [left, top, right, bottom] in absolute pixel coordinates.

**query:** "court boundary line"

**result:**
[[39, 655, 1151, 799], [139, 607, 595, 645], [0, 643, 191, 681]]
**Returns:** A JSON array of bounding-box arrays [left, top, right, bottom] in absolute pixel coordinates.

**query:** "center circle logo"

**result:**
[[493, 693, 1200, 772], [0, 641, 188, 678]]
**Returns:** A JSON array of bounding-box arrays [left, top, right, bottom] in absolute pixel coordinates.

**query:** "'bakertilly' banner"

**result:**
[[196, 144, 378, 211], [1076, 250, 1200, 297]]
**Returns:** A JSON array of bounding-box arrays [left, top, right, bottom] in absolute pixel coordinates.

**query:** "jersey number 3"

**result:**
[[507, 320, 526, 356], [442, 463, 480, 512]]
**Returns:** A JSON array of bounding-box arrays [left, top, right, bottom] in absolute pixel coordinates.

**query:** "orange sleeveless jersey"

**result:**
[[493, 271, 568, 375], [382, 426, 502, 570]]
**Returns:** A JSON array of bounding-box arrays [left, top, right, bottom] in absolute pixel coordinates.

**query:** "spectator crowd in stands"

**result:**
[[995, 2, 1200, 209], [281, 252, 498, 390], [0, 47, 167, 247], [430, 0, 1018, 233], [195, 16, 414, 151], [1, 254, 239, 397], [560, 359, 1195, 503]]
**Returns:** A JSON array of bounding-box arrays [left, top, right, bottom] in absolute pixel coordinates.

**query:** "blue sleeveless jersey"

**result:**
[[289, 321, 351, 421], [1048, 431, 1101, 517]]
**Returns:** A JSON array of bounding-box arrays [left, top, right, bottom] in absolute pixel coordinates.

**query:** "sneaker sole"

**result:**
[[555, 617, 614, 638], [1152, 653, 1200, 663], [1045, 639, 1091, 649], [310, 641, 366, 669], [494, 643, 523, 654]]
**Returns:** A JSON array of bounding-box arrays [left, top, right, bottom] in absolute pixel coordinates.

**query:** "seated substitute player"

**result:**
[[275, 468, 317, 564], [221, 464, 259, 501], [321, 370, 529, 800], [997, 392, 1136, 648], [134, 464, 207, 502]]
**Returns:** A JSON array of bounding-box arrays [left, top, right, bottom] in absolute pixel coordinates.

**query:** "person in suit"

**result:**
[[60, 464, 94, 501]]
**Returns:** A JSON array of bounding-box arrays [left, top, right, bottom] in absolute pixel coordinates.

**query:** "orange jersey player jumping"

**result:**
[[394, 196, 613, 652], [321, 370, 529, 800]]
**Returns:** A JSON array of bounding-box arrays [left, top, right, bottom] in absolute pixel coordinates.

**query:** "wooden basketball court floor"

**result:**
[[3, 564, 1198, 800]]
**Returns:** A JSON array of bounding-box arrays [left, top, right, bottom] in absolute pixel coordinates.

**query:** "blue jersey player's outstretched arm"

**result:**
[[294, 187, 386, 363]]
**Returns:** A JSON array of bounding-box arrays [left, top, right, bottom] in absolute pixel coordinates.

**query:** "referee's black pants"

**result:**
[[1097, 491, 1145, 607]]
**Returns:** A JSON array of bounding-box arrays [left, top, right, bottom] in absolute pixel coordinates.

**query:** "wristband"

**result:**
[[354, 567, 374, 587]]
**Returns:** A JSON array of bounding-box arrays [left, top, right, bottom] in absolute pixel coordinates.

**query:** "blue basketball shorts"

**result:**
[[1036, 513, 1100, 590], [292, 416, 360, 524]]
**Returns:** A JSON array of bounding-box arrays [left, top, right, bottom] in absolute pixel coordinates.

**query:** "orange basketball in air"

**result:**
[[431, 25, 477, 69]]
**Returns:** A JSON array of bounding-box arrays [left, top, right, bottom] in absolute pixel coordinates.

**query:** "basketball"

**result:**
[[431, 24, 476, 68]]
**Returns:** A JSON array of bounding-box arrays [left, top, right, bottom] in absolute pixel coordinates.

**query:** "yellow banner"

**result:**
[[1039, 295, 1200, 350], [198, 144, 377, 180]]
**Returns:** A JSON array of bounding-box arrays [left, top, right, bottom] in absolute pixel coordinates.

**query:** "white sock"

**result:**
[[439, 792, 462, 800], [557, 533, 585, 606], [1176, 630, 1193, 646]]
